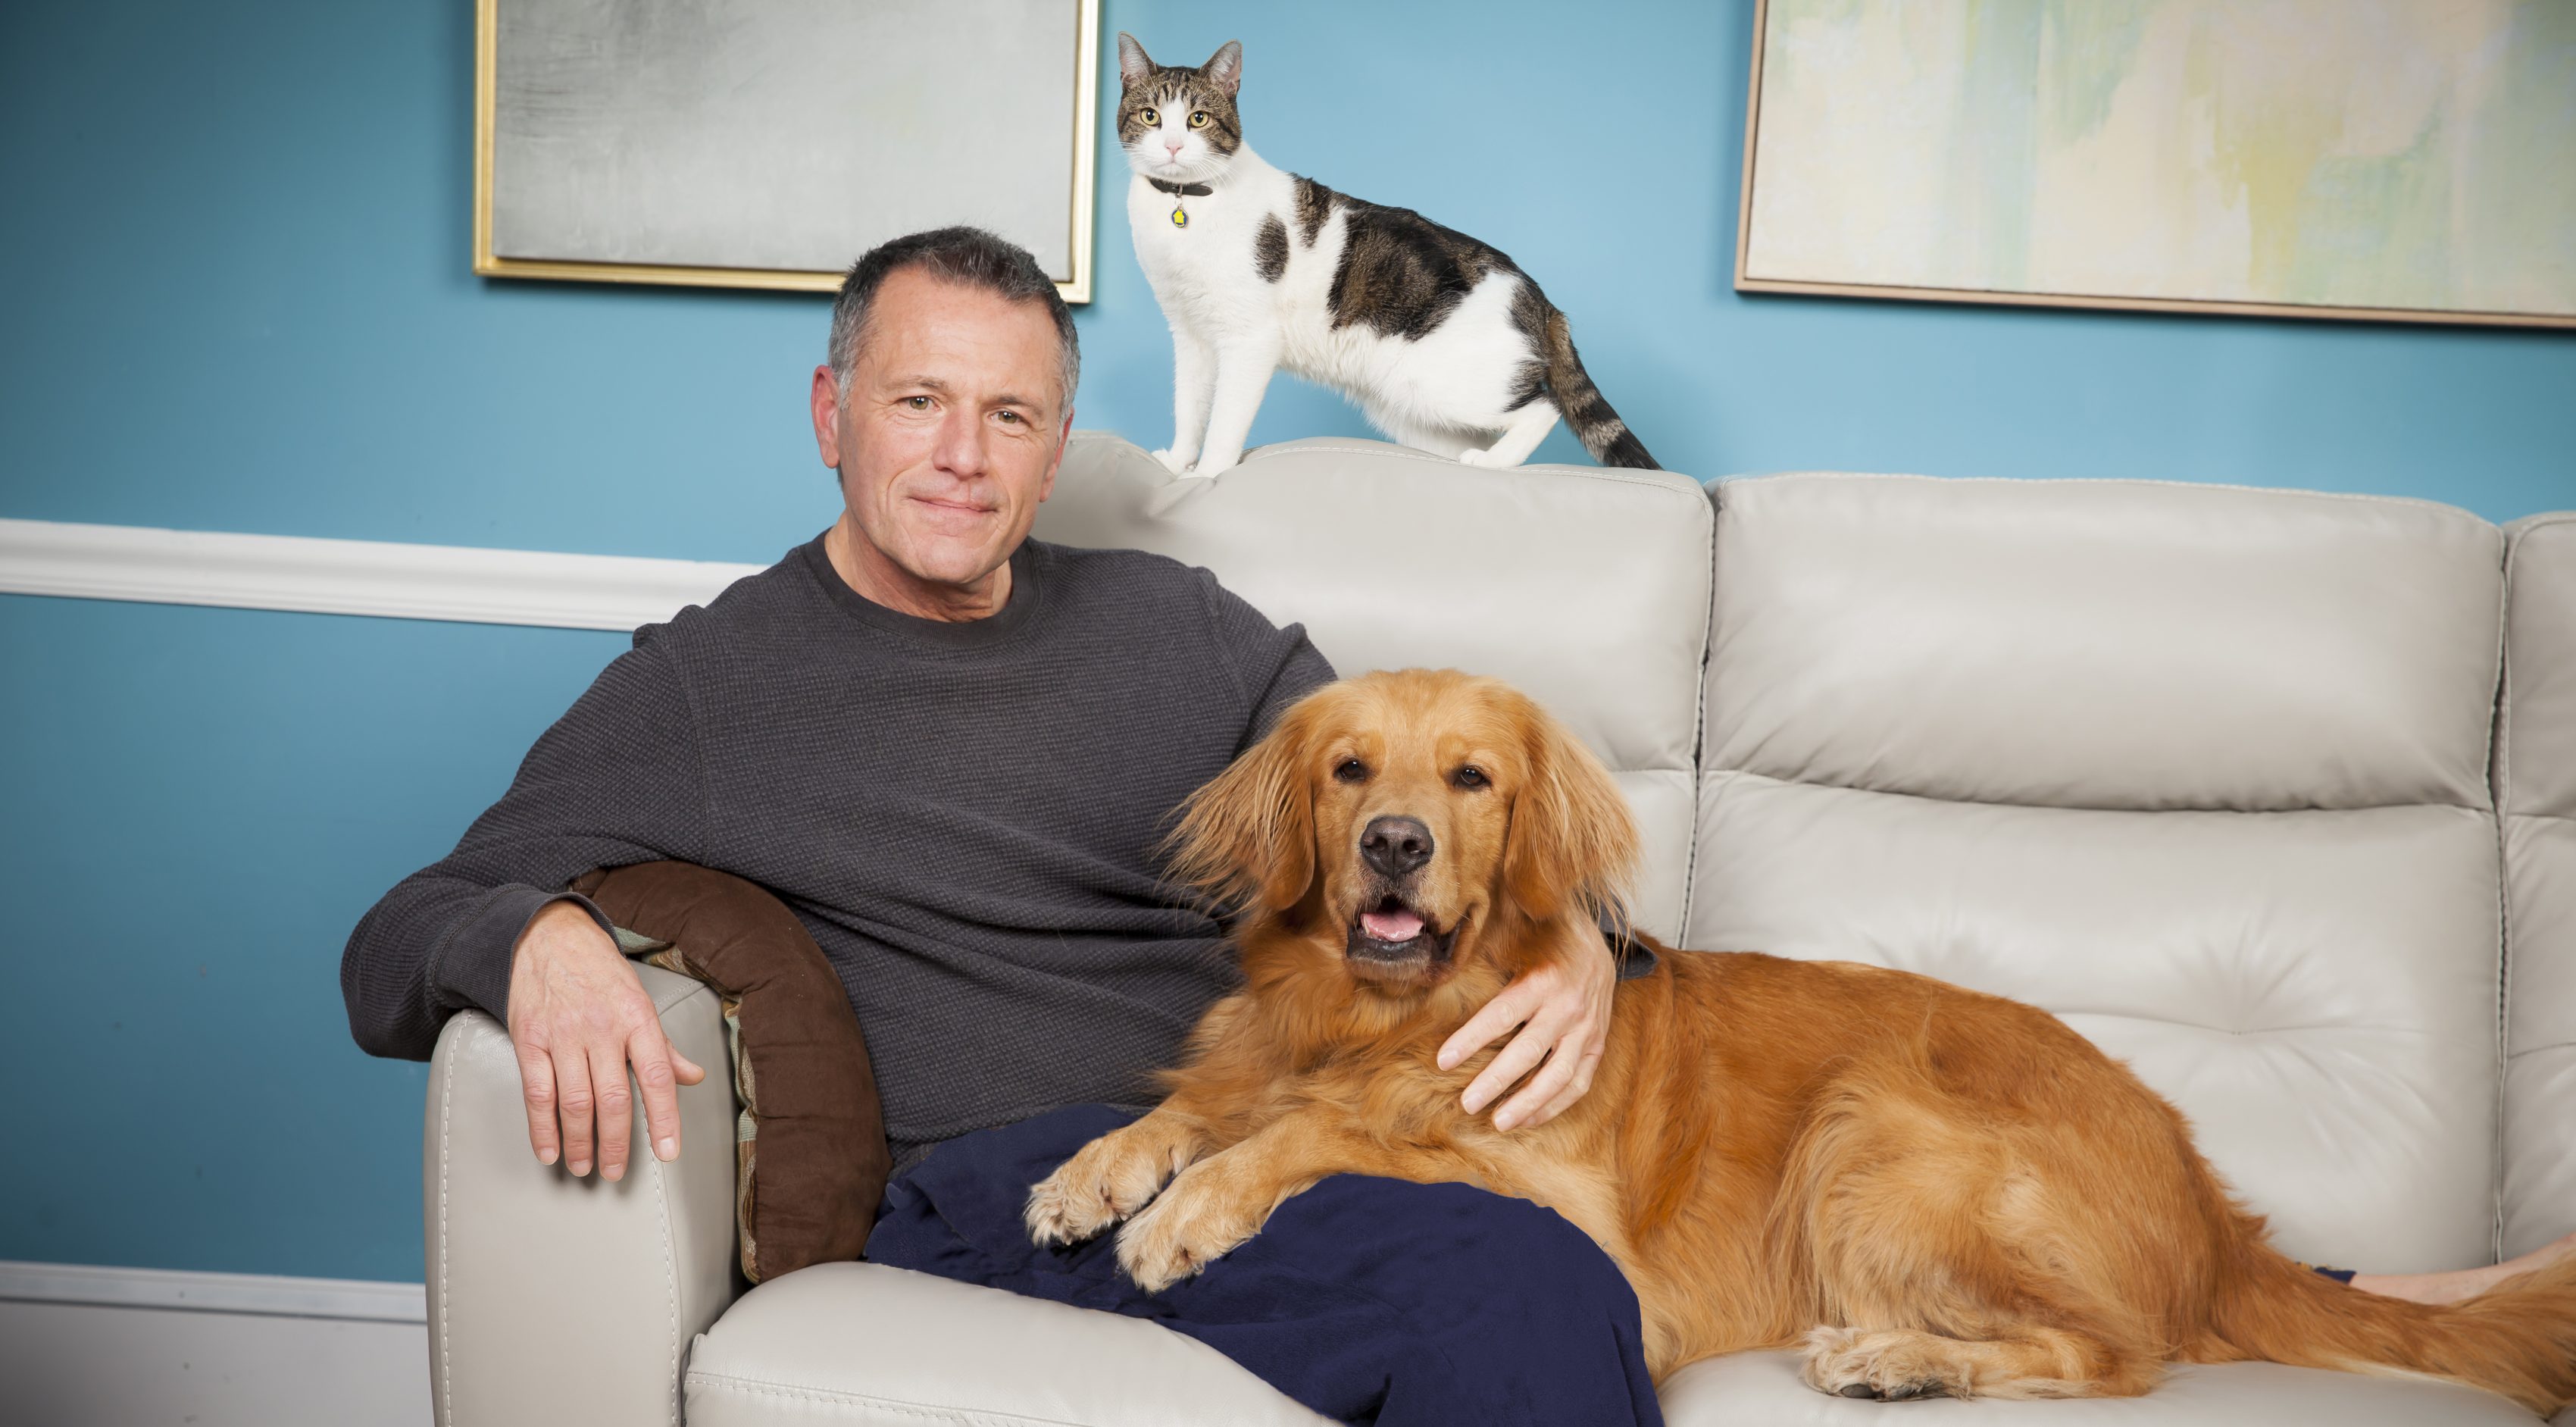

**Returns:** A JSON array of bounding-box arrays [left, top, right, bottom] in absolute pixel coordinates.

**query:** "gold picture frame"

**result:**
[[1733, 0, 2576, 330], [473, 0, 1100, 302]]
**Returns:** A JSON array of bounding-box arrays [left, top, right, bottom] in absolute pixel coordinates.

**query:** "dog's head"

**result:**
[[1168, 669, 1640, 993]]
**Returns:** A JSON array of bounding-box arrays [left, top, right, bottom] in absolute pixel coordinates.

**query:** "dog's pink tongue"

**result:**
[[1361, 909, 1424, 942]]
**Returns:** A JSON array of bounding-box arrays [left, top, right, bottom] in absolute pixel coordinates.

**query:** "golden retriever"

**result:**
[[1026, 669, 2576, 1411]]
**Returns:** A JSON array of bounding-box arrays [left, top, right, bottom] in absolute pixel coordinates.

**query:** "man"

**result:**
[[344, 227, 1623, 1244]]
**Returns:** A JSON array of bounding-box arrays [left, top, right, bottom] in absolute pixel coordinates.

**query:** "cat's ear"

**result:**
[[1203, 40, 1243, 98], [1117, 32, 1155, 89]]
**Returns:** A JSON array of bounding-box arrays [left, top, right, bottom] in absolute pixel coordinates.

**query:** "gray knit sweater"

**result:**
[[341, 534, 1332, 1164]]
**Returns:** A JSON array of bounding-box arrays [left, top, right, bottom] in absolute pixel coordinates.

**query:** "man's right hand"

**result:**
[[506, 900, 706, 1180]]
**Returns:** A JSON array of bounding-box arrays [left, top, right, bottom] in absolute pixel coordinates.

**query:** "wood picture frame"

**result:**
[[473, 0, 1100, 302]]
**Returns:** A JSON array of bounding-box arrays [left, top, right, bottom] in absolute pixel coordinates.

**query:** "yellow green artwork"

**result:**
[[1738, 0, 2576, 324]]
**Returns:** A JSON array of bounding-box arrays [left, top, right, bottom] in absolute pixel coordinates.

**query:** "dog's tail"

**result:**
[[1536, 305, 1659, 470], [2205, 1241, 2576, 1415]]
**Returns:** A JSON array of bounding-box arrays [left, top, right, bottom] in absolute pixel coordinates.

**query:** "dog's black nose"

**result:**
[[1359, 816, 1433, 877]]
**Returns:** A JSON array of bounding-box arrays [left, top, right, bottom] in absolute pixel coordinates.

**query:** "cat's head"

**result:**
[[1115, 35, 1244, 186]]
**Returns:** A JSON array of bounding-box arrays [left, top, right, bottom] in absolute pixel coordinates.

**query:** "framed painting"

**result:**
[[1734, 0, 2576, 327], [474, 0, 1101, 300]]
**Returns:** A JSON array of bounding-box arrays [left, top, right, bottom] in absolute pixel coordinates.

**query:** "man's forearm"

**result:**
[[340, 873, 607, 1060], [339, 634, 706, 1059]]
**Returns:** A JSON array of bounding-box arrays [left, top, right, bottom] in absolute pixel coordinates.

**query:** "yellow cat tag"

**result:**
[[1171, 205, 1188, 228]]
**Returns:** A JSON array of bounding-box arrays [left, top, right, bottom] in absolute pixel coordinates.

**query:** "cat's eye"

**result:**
[[1188, 111, 1210, 129], [1333, 758, 1368, 783], [1138, 106, 1160, 127], [1451, 765, 1490, 790]]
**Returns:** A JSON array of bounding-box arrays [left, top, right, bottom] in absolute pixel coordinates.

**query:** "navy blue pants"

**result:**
[[864, 1104, 1664, 1427]]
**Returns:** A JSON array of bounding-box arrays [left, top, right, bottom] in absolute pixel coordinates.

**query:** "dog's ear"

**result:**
[[1502, 696, 1640, 929], [1165, 699, 1318, 914]]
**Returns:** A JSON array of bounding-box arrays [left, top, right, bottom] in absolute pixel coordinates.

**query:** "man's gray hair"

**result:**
[[827, 227, 1080, 406]]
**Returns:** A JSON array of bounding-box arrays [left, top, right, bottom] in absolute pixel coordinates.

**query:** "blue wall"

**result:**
[[2, 0, 2569, 1283]]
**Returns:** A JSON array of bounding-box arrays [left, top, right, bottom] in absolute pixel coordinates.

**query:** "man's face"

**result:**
[[811, 268, 1071, 590]]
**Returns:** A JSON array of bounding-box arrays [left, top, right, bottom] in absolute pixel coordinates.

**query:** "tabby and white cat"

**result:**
[[1117, 34, 1658, 476]]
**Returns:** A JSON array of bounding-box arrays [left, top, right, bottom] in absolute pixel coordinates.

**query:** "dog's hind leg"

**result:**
[[1801, 1324, 2151, 1401], [1779, 1073, 2171, 1402]]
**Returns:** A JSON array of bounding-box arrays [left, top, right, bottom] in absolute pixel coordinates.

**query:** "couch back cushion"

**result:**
[[2502, 514, 2576, 1260], [1687, 473, 2506, 1272], [1035, 433, 1715, 940]]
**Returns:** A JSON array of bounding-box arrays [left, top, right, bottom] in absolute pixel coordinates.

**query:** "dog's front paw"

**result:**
[[1150, 448, 1196, 475], [1799, 1326, 1964, 1401], [1025, 1121, 1197, 1247], [1114, 1156, 1272, 1292]]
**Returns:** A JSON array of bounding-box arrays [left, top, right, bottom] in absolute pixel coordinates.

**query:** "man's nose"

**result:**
[[931, 405, 988, 476], [1359, 816, 1433, 878]]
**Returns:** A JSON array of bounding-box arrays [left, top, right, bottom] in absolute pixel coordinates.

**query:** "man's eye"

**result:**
[[1189, 111, 1210, 129], [1138, 107, 1159, 126], [905, 396, 931, 410], [996, 410, 1022, 424], [1452, 765, 1489, 790], [1333, 759, 1368, 783]]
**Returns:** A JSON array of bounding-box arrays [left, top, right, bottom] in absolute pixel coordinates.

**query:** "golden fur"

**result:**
[[1027, 669, 2576, 1410]]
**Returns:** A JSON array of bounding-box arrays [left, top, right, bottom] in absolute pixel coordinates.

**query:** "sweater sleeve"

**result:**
[[339, 628, 710, 1060], [1193, 569, 1336, 750]]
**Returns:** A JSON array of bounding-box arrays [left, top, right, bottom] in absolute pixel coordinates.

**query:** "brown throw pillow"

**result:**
[[571, 861, 890, 1282]]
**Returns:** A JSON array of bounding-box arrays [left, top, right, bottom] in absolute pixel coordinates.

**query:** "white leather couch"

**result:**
[[424, 433, 2576, 1425]]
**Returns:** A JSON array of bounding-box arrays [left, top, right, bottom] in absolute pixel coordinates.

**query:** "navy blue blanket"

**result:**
[[864, 1104, 1663, 1427]]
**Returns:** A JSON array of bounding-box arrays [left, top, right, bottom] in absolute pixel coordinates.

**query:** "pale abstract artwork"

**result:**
[[1737, 0, 2576, 325]]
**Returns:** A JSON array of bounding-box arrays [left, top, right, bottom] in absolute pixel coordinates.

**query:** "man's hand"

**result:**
[[506, 900, 705, 1180], [1435, 921, 1616, 1131]]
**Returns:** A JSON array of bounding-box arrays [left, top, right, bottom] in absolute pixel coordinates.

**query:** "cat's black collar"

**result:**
[[1148, 177, 1213, 197]]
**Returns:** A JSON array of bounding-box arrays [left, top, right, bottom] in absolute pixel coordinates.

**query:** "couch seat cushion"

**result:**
[[689, 1263, 2543, 1426], [1661, 1350, 2534, 1425], [683, 1262, 1329, 1426]]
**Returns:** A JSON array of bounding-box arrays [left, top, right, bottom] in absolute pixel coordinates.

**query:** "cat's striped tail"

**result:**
[[1538, 307, 1659, 470]]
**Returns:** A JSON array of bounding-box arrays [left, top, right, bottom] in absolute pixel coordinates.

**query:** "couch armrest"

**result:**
[[425, 964, 743, 1427]]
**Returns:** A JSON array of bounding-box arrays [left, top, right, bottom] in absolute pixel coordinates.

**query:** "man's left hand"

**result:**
[[1436, 921, 1615, 1131]]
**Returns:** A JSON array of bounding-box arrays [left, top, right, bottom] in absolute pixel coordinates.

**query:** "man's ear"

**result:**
[[1204, 41, 1243, 98], [1166, 699, 1318, 913], [1502, 695, 1640, 928], [1117, 33, 1154, 89], [809, 365, 844, 470]]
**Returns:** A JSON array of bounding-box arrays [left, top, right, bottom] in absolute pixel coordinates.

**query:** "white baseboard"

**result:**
[[0, 517, 764, 631], [0, 1259, 425, 1323], [0, 1263, 430, 1426]]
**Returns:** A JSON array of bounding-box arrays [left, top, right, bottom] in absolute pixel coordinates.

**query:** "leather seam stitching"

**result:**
[[1708, 468, 2504, 525], [1107, 431, 1708, 506], [1699, 765, 2492, 818], [1678, 487, 1720, 941], [2490, 523, 2513, 1264], [684, 1369, 1105, 1427], [435, 1031, 458, 1425], [652, 1012, 686, 1427]]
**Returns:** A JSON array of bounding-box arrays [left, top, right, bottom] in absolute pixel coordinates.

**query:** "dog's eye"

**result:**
[[1451, 765, 1490, 790], [1333, 758, 1368, 783]]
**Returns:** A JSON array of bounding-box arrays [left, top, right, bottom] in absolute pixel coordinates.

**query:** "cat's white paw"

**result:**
[[1150, 449, 1196, 475], [1456, 445, 1524, 469], [1192, 453, 1241, 477]]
